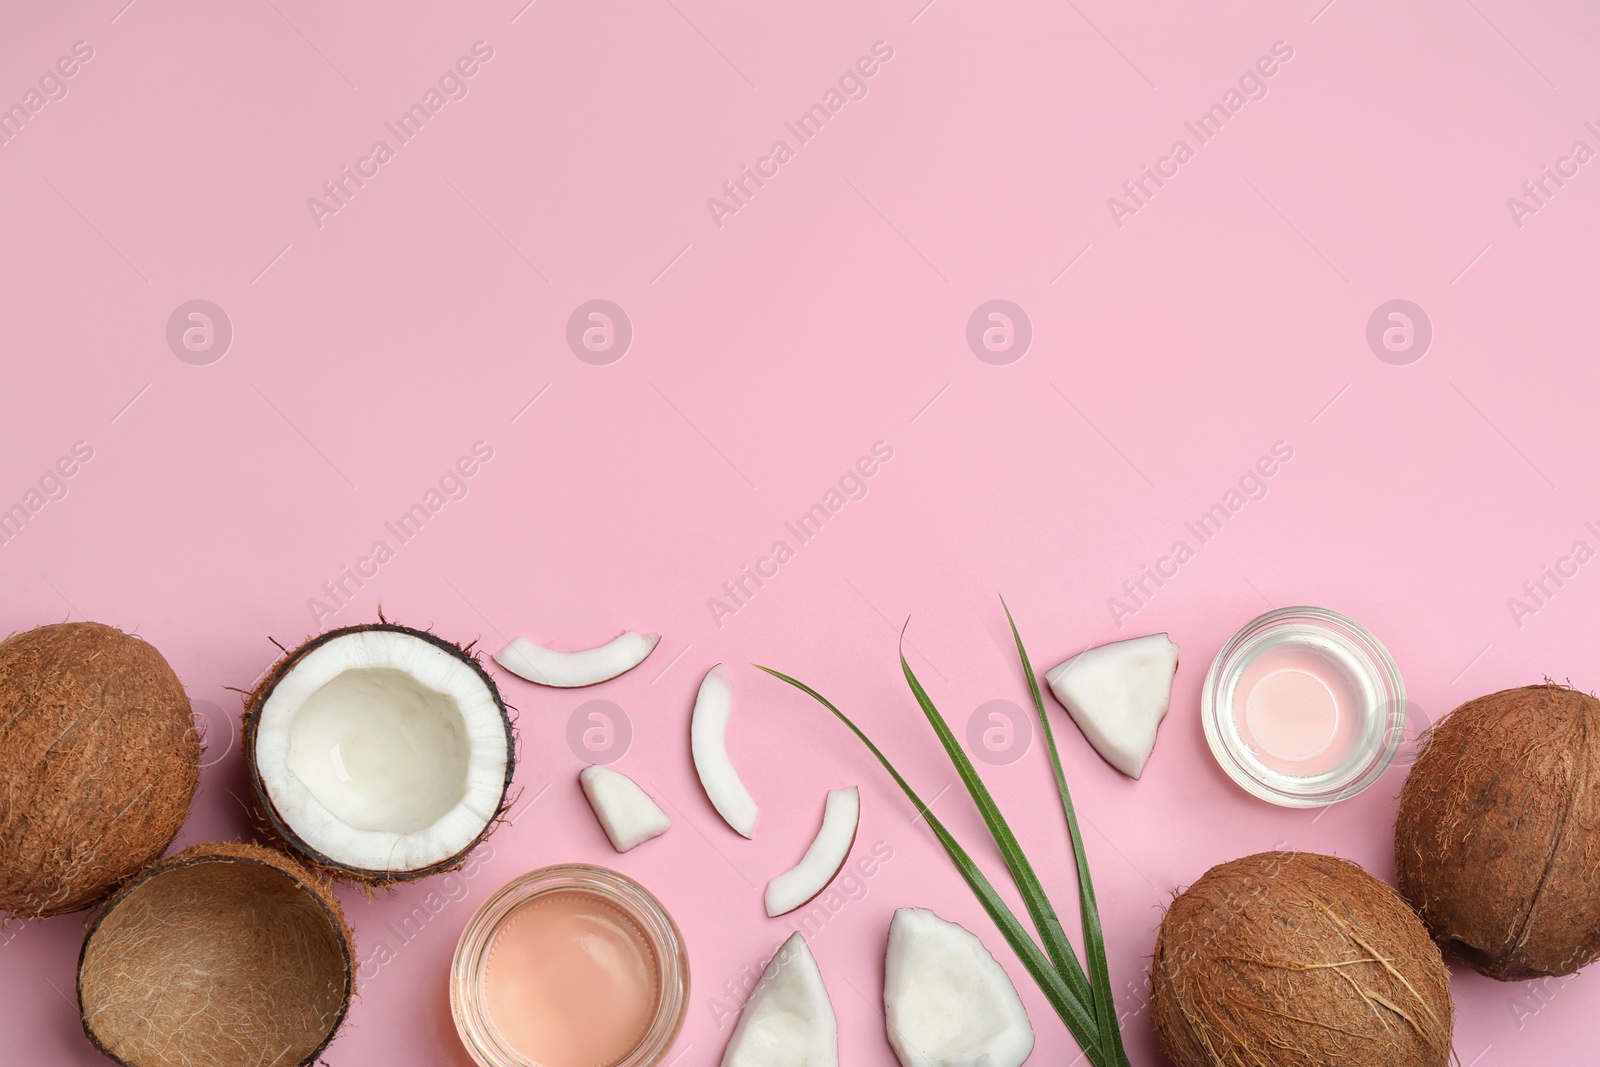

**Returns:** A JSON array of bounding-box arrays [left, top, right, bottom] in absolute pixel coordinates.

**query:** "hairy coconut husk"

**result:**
[[243, 621, 515, 886], [1396, 684, 1600, 979], [1152, 851, 1453, 1067], [78, 841, 354, 1067], [0, 622, 199, 917]]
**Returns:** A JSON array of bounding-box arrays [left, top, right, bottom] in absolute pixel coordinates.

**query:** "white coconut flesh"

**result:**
[[254, 629, 509, 873], [692, 664, 759, 838], [765, 787, 860, 917], [884, 908, 1035, 1067], [721, 932, 839, 1067], [1045, 632, 1179, 780], [579, 764, 671, 852], [494, 630, 660, 687]]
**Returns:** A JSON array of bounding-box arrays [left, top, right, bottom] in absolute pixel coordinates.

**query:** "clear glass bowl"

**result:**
[[450, 864, 689, 1067], [1201, 606, 1405, 808]]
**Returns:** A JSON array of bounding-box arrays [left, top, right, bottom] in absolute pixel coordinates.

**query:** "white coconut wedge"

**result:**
[[765, 787, 860, 917], [884, 908, 1034, 1067], [494, 630, 660, 687], [579, 765, 671, 852], [246, 623, 514, 884], [692, 664, 758, 838], [721, 932, 839, 1067], [1045, 632, 1179, 779]]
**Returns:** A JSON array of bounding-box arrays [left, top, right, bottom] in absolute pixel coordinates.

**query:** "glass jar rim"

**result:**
[[450, 863, 690, 1067]]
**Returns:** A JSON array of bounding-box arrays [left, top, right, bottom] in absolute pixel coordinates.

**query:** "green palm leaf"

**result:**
[[1001, 598, 1130, 1067], [756, 602, 1130, 1066], [753, 665, 1104, 1056]]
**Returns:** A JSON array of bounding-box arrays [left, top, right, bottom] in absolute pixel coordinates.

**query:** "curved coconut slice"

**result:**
[[1045, 632, 1179, 779], [884, 908, 1034, 1067], [494, 630, 660, 687], [692, 664, 758, 838], [579, 765, 671, 852], [721, 932, 839, 1067], [246, 623, 514, 883], [78, 841, 354, 1067], [765, 787, 860, 916]]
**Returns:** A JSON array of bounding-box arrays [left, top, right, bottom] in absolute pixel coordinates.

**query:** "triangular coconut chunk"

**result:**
[[721, 933, 838, 1067], [1045, 633, 1179, 779], [884, 908, 1034, 1067], [578, 765, 671, 852]]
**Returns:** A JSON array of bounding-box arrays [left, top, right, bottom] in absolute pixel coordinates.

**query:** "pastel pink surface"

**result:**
[[2, 2, 1598, 1065]]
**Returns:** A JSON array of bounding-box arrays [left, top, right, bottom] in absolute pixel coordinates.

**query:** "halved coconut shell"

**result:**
[[245, 622, 515, 885], [78, 841, 354, 1067], [0, 621, 199, 917]]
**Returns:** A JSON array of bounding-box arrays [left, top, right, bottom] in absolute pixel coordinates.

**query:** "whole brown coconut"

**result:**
[[78, 841, 355, 1067], [0, 622, 199, 917], [1152, 851, 1453, 1067], [1396, 684, 1600, 979]]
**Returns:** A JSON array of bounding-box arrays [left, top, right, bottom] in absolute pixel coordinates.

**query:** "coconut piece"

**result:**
[[579, 765, 671, 852], [1045, 632, 1179, 779], [1152, 851, 1453, 1067], [1397, 684, 1600, 979], [78, 841, 354, 1067], [692, 664, 758, 838], [883, 907, 1034, 1067], [765, 787, 859, 917], [245, 623, 514, 884], [494, 630, 660, 687], [721, 932, 838, 1067], [0, 622, 199, 917]]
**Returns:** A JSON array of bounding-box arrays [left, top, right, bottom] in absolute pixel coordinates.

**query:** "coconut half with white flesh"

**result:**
[[495, 630, 659, 687], [692, 664, 759, 838], [579, 765, 671, 852], [245, 623, 515, 884], [884, 908, 1034, 1067], [721, 932, 839, 1067], [1045, 633, 1179, 779], [765, 787, 859, 917]]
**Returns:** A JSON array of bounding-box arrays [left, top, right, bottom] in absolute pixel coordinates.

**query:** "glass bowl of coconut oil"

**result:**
[[1202, 606, 1406, 807]]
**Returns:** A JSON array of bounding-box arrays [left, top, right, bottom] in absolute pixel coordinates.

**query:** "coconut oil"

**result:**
[[452, 865, 689, 1067], [1203, 607, 1405, 807]]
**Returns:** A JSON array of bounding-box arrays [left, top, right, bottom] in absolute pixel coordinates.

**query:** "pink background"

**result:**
[[3, 1, 1598, 1063]]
